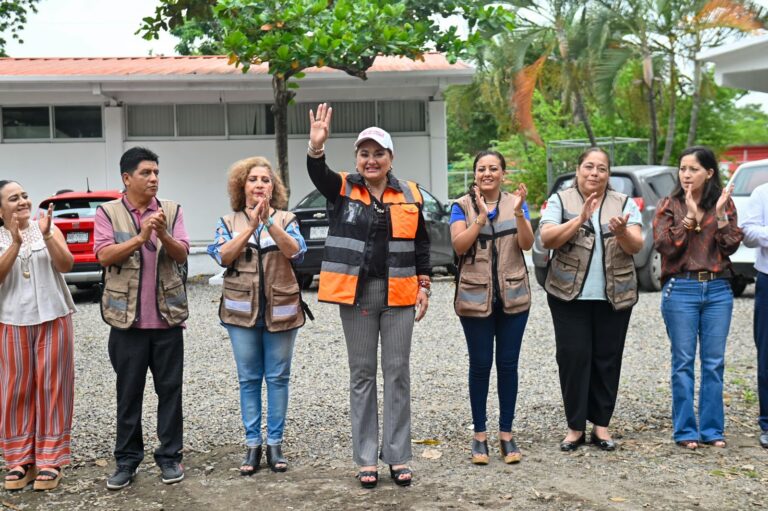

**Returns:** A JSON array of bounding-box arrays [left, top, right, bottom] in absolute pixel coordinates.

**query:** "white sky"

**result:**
[[3, 0, 768, 111]]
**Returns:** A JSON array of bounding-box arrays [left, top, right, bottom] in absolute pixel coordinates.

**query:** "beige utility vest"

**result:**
[[219, 210, 306, 332], [454, 192, 531, 317], [99, 198, 189, 329], [544, 188, 638, 310]]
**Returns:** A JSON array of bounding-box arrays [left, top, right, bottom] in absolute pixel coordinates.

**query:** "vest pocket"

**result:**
[[102, 284, 129, 325], [389, 204, 419, 239], [267, 282, 302, 329], [502, 270, 530, 312], [609, 264, 637, 309], [222, 281, 255, 316], [455, 272, 491, 316], [548, 253, 580, 295], [159, 277, 188, 324]]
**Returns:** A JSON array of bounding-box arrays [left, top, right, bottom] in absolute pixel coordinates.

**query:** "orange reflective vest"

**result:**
[[318, 172, 423, 306]]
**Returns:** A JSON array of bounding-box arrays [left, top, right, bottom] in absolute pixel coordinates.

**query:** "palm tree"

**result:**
[[506, 0, 605, 146]]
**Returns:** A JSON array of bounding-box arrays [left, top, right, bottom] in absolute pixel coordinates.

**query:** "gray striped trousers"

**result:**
[[339, 277, 414, 466]]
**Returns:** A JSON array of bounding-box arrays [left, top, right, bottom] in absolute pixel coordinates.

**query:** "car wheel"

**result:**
[[534, 266, 548, 289], [297, 273, 315, 290], [730, 276, 748, 297], [445, 263, 457, 276], [638, 249, 662, 292]]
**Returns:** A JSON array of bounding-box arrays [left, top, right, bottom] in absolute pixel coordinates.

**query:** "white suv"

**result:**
[[728, 158, 768, 296]]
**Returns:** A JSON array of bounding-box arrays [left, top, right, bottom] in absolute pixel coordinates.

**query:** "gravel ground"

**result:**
[[1, 275, 766, 510]]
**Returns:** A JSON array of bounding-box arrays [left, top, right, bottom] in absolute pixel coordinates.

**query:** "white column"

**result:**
[[104, 106, 125, 189], [428, 99, 448, 202]]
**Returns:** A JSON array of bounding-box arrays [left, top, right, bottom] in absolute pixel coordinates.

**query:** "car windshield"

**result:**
[[556, 176, 636, 196], [295, 190, 327, 209], [731, 164, 768, 197], [42, 198, 114, 219]]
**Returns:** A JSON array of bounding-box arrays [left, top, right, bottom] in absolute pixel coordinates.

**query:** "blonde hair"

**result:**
[[227, 156, 288, 211]]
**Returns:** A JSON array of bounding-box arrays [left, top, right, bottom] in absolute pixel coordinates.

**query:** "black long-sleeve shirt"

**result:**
[[307, 154, 430, 278]]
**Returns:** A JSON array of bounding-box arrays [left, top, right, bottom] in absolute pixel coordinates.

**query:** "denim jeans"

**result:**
[[661, 277, 733, 442], [459, 303, 529, 433], [755, 272, 768, 431], [225, 321, 298, 446]]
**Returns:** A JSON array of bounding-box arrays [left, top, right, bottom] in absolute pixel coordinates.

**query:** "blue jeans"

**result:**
[[661, 277, 733, 442], [755, 272, 768, 431], [225, 322, 297, 446], [459, 303, 529, 433]]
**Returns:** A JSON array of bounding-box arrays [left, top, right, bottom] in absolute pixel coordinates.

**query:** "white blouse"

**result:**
[[0, 222, 76, 326]]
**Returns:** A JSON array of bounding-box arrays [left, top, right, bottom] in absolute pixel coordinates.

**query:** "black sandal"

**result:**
[[357, 470, 378, 489], [500, 438, 522, 464], [240, 446, 262, 476], [471, 438, 489, 465], [266, 444, 288, 472], [389, 465, 412, 487], [5, 464, 36, 491]]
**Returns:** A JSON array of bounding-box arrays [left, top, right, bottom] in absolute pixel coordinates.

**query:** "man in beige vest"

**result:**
[[94, 147, 190, 490]]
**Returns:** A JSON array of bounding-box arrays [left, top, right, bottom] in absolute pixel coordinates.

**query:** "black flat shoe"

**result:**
[[357, 470, 378, 489], [266, 444, 288, 472], [560, 432, 586, 452], [471, 438, 489, 465], [240, 445, 262, 476], [389, 465, 412, 487], [590, 431, 617, 451]]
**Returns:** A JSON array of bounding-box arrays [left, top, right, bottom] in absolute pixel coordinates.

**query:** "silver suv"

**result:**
[[531, 165, 678, 292]]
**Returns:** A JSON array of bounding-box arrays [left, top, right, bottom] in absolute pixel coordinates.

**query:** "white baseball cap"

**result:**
[[354, 127, 394, 156]]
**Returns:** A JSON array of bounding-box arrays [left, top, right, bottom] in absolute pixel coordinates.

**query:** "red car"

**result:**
[[38, 189, 123, 288]]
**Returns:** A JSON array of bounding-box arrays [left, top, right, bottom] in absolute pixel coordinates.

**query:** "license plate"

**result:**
[[310, 226, 328, 240], [66, 231, 89, 244]]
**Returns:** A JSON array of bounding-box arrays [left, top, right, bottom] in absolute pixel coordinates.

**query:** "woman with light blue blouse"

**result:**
[[540, 147, 643, 452], [208, 156, 308, 475]]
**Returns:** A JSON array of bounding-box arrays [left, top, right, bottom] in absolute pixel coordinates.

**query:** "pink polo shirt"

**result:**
[[94, 196, 190, 329]]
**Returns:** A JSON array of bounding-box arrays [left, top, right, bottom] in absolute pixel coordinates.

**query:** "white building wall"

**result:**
[[0, 142, 107, 200]]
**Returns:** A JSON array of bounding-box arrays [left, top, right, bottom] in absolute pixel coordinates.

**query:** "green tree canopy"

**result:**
[[0, 0, 39, 56], [141, 0, 515, 196]]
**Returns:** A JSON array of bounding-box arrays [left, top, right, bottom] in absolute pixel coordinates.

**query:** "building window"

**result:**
[[54, 106, 103, 138], [228, 104, 274, 136], [287, 103, 313, 135], [379, 100, 426, 132], [329, 102, 376, 133], [2, 106, 51, 139], [127, 105, 174, 137], [177, 104, 225, 137]]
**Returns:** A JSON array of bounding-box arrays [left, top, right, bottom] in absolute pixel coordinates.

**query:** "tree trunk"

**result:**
[[272, 74, 291, 199], [642, 49, 658, 164], [661, 50, 677, 165], [687, 58, 702, 148], [573, 84, 596, 146]]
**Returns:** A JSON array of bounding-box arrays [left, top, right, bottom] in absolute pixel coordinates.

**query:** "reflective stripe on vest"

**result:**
[[318, 172, 422, 306]]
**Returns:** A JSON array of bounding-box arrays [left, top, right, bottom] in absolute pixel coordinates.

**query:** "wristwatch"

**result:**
[[419, 286, 432, 297]]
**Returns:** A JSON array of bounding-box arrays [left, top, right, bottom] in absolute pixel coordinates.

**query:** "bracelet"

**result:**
[[308, 141, 325, 155], [418, 279, 431, 289], [514, 210, 524, 218], [264, 216, 275, 229], [418, 286, 432, 297], [716, 214, 728, 222], [43, 232, 53, 240], [474, 216, 486, 226]]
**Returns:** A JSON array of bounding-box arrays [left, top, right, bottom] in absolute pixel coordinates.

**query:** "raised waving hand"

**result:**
[[309, 103, 333, 150]]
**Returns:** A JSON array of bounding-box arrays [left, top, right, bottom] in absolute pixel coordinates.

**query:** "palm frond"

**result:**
[[511, 54, 548, 146]]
